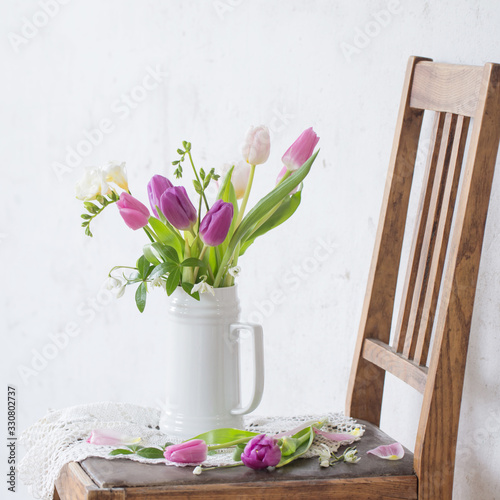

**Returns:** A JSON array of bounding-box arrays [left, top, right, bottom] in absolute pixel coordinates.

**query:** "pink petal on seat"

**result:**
[[367, 443, 404, 460]]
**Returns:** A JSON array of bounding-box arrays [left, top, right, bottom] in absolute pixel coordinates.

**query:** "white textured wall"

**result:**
[[2, 0, 500, 498]]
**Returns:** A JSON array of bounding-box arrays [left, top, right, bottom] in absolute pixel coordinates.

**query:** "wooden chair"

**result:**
[[54, 56, 500, 500]]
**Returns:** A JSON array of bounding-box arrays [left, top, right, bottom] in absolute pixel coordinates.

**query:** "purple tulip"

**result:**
[[199, 199, 234, 246], [159, 186, 197, 230], [116, 192, 150, 230], [281, 127, 320, 172], [241, 434, 281, 470], [147, 175, 173, 217], [164, 439, 208, 464]]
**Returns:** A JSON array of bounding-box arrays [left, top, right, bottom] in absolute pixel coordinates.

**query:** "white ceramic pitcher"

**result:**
[[159, 285, 264, 438]]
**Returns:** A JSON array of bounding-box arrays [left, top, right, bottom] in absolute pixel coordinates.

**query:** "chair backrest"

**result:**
[[346, 56, 500, 499]]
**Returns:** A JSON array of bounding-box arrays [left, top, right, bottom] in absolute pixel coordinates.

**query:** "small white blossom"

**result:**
[[318, 444, 331, 468], [104, 277, 126, 298], [228, 266, 241, 278], [193, 466, 203, 475], [344, 448, 360, 464], [192, 277, 215, 296], [151, 277, 166, 291]]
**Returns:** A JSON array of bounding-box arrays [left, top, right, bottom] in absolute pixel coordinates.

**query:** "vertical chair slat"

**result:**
[[413, 114, 470, 367], [392, 112, 445, 354], [402, 113, 458, 360]]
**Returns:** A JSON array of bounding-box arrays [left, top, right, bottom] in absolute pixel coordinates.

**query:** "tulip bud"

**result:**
[[282, 127, 319, 172], [147, 175, 173, 217], [199, 199, 234, 246], [116, 192, 150, 230], [164, 439, 208, 464], [159, 186, 197, 230], [242, 125, 271, 165], [241, 434, 281, 470]]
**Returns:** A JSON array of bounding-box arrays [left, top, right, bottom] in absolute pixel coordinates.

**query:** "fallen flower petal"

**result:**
[[314, 428, 356, 442], [367, 443, 405, 460], [87, 429, 141, 446]]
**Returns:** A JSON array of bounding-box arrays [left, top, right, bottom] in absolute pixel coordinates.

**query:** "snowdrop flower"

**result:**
[[318, 444, 331, 468], [344, 448, 360, 464], [150, 277, 166, 290], [104, 277, 126, 298], [193, 466, 203, 475], [75, 167, 111, 201], [192, 277, 215, 296], [228, 266, 241, 278]]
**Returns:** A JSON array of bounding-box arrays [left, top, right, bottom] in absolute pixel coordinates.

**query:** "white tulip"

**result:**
[[220, 161, 251, 199], [242, 125, 270, 165], [75, 167, 111, 201]]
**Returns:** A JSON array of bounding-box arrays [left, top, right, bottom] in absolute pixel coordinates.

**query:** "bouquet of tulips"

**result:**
[[76, 126, 320, 311]]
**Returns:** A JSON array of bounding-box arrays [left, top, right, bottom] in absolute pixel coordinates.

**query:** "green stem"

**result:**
[[187, 150, 210, 211], [207, 437, 251, 451], [143, 226, 155, 243], [234, 164, 255, 228], [183, 239, 193, 283], [193, 245, 208, 282]]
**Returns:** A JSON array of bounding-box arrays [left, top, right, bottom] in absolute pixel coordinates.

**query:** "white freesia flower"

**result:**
[[192, 278, 215, 296], [104, 277, 126, 298], [75, 167, 111, 201], [103, 161, 128, 191], [228, 266, 241, 278]]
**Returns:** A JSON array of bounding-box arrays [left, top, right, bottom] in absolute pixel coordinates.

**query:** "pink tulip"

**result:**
[[241, 434, 281, 470], [275, 165, 299, 194], [116, 192, 150, 230], [282, 127, 319, 172], [164, 439, 208, 464], [199, 199, 234, 246], [242, 125, 271, 165], [86, 429, 141, 446]]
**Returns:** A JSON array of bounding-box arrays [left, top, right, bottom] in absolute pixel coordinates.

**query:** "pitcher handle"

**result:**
[[229, 323, 264, 416]]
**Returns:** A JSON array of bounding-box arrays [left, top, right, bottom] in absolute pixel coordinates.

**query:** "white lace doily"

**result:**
[[19, 402, 363, 500]]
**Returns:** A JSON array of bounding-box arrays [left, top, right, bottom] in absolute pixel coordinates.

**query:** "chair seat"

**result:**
[[55, 421, 417, 499]]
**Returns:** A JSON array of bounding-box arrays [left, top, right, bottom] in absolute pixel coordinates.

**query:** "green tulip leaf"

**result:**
[[239, 190, 302, 256], [136, 447, 165, 459], [148, 217, 184, 257], [181, 282, 200, 301], [166, 267, 181, 296], [181, 258, 207, 268], [109, 449, 134, 456], [142, 244, 161, 265], [135, 282, 147, 313], [136, 255, 151, 279], [276, 426, 315, 467], [187, 428, 259, 446]]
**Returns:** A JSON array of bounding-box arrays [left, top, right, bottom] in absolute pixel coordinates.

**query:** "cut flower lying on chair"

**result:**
[[76, 126, 320, 311]]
